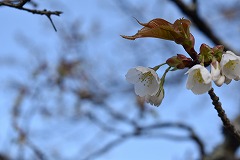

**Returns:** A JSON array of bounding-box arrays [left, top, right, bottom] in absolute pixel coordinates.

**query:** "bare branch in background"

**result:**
[[140, 122, 205, 159], [11, 85, 46, 160], [83, 122, 205, 160], [82, 134, 131, 160]]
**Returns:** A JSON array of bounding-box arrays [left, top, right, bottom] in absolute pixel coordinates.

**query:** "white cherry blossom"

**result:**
[[186, 64, 212, 94], [220, 51, 240, 80], [126, 66, 160, 97], [211, 61, 221, 81], [214, 75, 225, 87], [224, 77, 232, 84], [211, 61, 225, 87], [145, 88, 164, 107]]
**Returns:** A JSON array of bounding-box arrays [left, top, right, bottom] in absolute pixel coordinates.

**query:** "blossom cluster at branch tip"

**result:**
[[125, 66, 164, 106], [186, 51, 240, 94], [125, 51, 240, 106], [210, 51, 240, 87]]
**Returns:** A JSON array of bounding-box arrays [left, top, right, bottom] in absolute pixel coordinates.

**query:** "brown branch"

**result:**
[[208, 88, 240, 142], [170, 0, 235, 52], [17, 0, 30, 7], [0, 1, 62, 16], [0, 0, 62, 31]]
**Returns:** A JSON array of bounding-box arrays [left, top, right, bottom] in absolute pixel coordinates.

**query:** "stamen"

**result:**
[[139, 72, 154, 87], [193, 70, 204, 83], [225, 60, 236, 71]]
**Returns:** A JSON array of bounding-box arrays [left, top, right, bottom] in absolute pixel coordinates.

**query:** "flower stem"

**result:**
[[152, 63, 167, 71], [208, 88, 240, 142], [183, 45, 199, 63], [160, 66, 171, 85]]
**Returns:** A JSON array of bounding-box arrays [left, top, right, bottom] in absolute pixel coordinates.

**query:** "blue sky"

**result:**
[[1, 0, 240, 160]]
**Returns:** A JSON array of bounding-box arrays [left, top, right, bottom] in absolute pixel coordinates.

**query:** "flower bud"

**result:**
[[199, 44, 213, 64], [212, 45, 224, 62], [166, 54, 193, 69]]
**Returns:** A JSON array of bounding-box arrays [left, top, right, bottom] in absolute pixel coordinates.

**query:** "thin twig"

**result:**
[[46, 14, 58, 31], [82, 134, 132, 160], [27, 141, 46, 160], [18, 0, 30, 7], [0, 1, 62, 31], [0, 1, 62, 16], [208, 88, 240, 142], [86, 112, 127, 135]]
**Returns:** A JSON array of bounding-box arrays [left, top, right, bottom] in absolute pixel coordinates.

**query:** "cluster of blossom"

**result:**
[[126, 51, 240, 107]]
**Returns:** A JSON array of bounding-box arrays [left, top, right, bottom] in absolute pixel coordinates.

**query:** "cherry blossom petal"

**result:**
[[214, 75, 225, 87], [126, 66, 160, 97], [186, 65, 212, 95], [145, 89, 164, 107], [211, 61, 221, 81], [220, 51, 240, 80]]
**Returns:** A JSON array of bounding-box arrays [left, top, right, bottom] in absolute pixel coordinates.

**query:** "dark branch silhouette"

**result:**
[[0, 0, 62, 31]]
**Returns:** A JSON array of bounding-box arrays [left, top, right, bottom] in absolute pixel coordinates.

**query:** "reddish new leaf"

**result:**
[[173, 19, 191, 36], [172, 19, 193, 46], [121, 18, 196, 58], [121, 18, 175, 41], [121, 18, 193, 46]]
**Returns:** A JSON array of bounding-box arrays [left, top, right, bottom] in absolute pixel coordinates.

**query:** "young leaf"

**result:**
[[121, 18, 197, 59], [199, 44, 214, 64], [121, 18, 175, 41], [121, 18, 193, 47]]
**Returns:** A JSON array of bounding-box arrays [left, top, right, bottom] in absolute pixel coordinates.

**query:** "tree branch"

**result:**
[[208, 88, 240, 142], [0, 0, 62, 31]]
